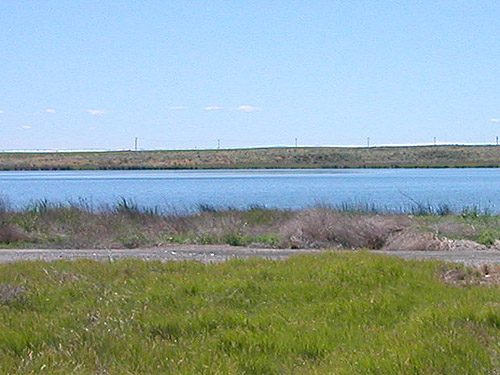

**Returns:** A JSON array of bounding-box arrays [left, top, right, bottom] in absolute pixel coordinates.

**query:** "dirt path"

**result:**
[[1, 245, 500, 265]]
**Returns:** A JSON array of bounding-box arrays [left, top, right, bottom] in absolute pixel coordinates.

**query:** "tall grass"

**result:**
[[0, 253, 500, 374], [1, 199, 500, 250]]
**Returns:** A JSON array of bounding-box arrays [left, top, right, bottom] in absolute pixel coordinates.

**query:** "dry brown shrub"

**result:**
[[433, 220, 476, 239], [383, 231, 451, 251], [478, 264, 500, 286], [191, 211, 244, 236], [448, 239, 488, 251], [280, 208, 411, 249], [162, 215, 194, 234], [441, 267, 481, 286], [0, 223, 29, 244], [441, 264, 500, 287]]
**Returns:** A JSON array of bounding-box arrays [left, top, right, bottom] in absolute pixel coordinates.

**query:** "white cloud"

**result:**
[[0, 110, 4, 114], [491, 118, 500, 123], [19, 125, 32, 130], [87, 109, 106, 116], [237, 105, 262, 113], [204, 106, 224, 111], [46, 109, 56, 114], [169, 106, 187, 110]]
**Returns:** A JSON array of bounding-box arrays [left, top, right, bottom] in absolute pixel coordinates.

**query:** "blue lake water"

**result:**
[[0, 168, 499, 212]]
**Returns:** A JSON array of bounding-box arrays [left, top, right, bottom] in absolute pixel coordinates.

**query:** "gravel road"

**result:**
[[376, 250, 500, 266], [0, 245, 324, 264], [0, 245, 500, 265]]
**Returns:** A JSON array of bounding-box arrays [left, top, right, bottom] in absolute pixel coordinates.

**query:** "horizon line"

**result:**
[[1, 142, 499, 153]]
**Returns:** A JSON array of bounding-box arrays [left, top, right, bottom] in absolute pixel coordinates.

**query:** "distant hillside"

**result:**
[[1, 145, 500, 170]]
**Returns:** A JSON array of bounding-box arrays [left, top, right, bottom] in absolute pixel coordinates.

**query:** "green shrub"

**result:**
[[197, 233, 219, 245], [118, 232, 148, 248], [224, 233, 248, 246], [477, 230, 496, 247]]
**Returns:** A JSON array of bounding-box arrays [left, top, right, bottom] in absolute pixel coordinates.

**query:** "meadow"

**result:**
[[3, 144, 500, 170], [0, 252, 499, 374]]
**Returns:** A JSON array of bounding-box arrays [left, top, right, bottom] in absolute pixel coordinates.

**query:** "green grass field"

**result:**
[[3, 144, 500, 170], [1, 253, 500, 374]]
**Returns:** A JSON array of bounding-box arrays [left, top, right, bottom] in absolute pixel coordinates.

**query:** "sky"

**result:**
[[1, 1, 500, 151]]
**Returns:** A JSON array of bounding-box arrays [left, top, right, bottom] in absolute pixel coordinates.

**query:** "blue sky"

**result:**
[[1, 1, 500, 150]]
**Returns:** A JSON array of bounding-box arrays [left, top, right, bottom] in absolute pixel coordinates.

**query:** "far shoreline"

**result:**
[[2, 145, 500, 170]]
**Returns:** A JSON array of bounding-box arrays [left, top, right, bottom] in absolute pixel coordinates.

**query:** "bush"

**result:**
[[224, 234, 248, 246], [280, 209, 411, 249], [0, 223, 28, 244], [477, 230, 496, 247], [118, 232, 148, 248], [383, 231, 450, 251]]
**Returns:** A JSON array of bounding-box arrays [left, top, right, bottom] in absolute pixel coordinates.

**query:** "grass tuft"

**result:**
[[0, 284, 25, 305]]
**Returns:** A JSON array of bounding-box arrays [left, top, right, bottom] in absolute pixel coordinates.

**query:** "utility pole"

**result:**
[[217, 139, 220, 150], [497, 136, 499, 146], [367, 137, 370, 148], [134, 137, 138, 152], [433, 137, 436, 146], [295, 138, 298, 148]]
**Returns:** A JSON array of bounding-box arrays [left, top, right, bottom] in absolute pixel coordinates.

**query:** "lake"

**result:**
[[0, 168, 499, 213]]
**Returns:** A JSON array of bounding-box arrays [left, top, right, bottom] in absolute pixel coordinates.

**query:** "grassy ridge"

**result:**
[[1, 253, 500, 374], [3, 144, 500, 170]]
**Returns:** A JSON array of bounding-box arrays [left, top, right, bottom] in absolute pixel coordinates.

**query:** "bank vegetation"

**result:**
[[1, 199, 499, 251]]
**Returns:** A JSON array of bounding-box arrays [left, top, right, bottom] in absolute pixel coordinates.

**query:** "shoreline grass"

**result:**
[[3, 145, 500, 170], [1, 253, 500, 374], [1, 199, 500, 250]]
